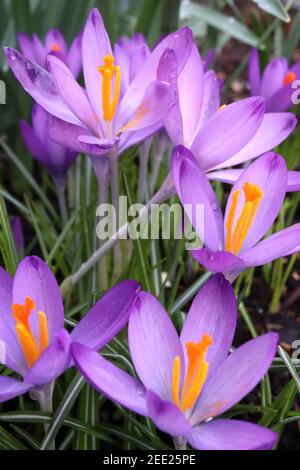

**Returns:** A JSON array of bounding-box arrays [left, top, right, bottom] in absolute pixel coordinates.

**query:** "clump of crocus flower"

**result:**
[[18, 28, 82, 78], [0, 256, 139, 409], [172, 147, 300, 282], [248, 48, 300, 112], [72, 274, 278, 450]]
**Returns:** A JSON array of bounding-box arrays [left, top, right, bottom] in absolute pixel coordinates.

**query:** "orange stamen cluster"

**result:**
[[172, 334, 212, 412], [51, 43, 61, 52], [225, 182, 263, 255], [12, 296, 49, 368], [98, 54, 121, 122], [283, 71, 296, 86]]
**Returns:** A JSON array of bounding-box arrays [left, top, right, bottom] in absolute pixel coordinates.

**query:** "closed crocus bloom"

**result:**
[[20, 104, 77, 189], [71, 274, 278, 450], [248, 48, 300, 113], [18, 29, 82, 78], [158, 44, 299, 192], [5, 8, 192, 157], [0, 256, 139, 406], [172, 146, 300, 282]]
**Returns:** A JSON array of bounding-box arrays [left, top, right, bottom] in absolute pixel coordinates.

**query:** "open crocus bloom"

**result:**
[[248, 48, 300, 112], [18, 28, 82, 78], [5, 8, 192, 157], [0, 256, 139, 403], [72, 274, 278, 450], [159, 43, 298, 192], [20, 104, 77, 188], [172, 146, 300, 281]]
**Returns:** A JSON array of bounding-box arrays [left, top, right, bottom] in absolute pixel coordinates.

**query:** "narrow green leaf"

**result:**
[[252, 0, 290, 22]]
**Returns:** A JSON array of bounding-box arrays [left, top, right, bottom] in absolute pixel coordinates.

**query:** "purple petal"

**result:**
[[188, 419, 277, 450], [248, 49, 261, 96], [146, 390, 193, 437], [171, 145, 224, 251], [82, 8, 112, 124], [12, 256, 64, 342], [20, 120, 49, 165], [0, 267, 27, 375], [17, 32, 37, 63], [116, 80, 175, 134], [196, 70, 220, 130], [192, 248, 246, 274], [266, 85, 295, 112], [118, 121, 162, 154], [191, 97, 265, 171], [177, 44, 204, 146], [128, 291, 184, 401], [4, 48, 81, 126], [260, 58, 288, 100], [67, 32, 82, 78], [11, 216, 24, 254], [180, 274, 237, 377], [71, 280, 140, 351], [286, 170, 300, 192], [45, 29, 67, 55], [48, 55, 99, 135], [24, 329, 71, 385], [214, 112, 297, 169], [194, 333, 278, 423], [0, 377, 31, 403], [224, 153, 287, 253], [117, 27, 193, 129], [48, 115, 111, 156], [241, 223, 300, 266], [32, 34, 47, 67], [71, 342, 148, 416]]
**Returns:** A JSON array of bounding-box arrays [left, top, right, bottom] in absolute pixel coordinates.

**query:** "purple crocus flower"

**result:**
[[248, 48, 300, 112], [18, 29, 82, 78], [71, 274, 278, 450], [5, 8, 192, 157], [159, 43, 298, 192], [172, 146, 300, 282], [20, 104, 77, 189], [0, 256, 139, 405], [114, 33, 150, 96]]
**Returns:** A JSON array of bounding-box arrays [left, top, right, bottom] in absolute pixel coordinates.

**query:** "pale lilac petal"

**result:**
[[0, 377, 31, 403], [128, 291, 184, 401], [196, 70, 220, 130], [241, 223, 300, 266], [192, 248, 246, 274], [67, 32, 82, 78], [194, 333, 278, 423], [266, 85, 294, 112], [118, 121, 162, 154], [82, 8, 112, 123], [48, 115, 111, 156], [188, 419, 277, 450], [4, 47, 81, 126], [146, 390, 193, 436], [248, 49, 261, 96], [214, 113, 297, 170], [156, 48, 183, 145], [71, 342, 148, 416], [71, 280, 140, 350], [12, 256, 64, 342], [180, 274, 237, 377], [0, 267, 26, 374], [177, 44, 204, 146], [48, 55, 99, 135], [260, 58, 288, 100], [32, 34, 47, 66], [117, 27, 193, 128], [17, 32, 37, 63], [24, 329, 71, 385], [224, 153, 287, 253], [45, 29, 67, 55], [286, 170, 300, 192], [116, 80, 175, 134], [171, 146, 224, 251], [191, 97, 265, 171]]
